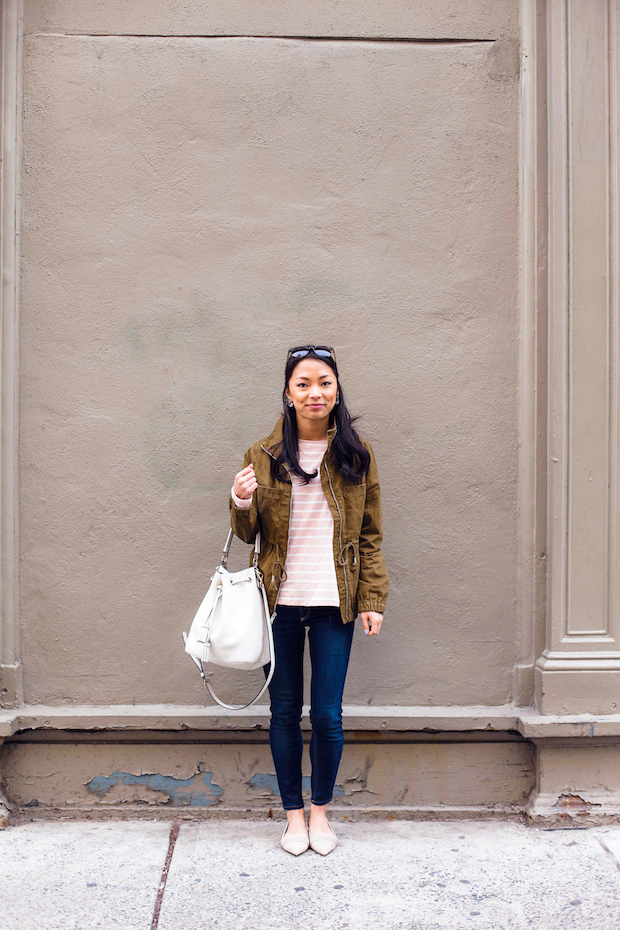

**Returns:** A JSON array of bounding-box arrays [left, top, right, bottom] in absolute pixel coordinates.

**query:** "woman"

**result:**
[[229, 345, 388, 856]]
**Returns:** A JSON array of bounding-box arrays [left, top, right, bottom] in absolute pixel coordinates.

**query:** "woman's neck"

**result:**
[[296, 418, 329, 442]]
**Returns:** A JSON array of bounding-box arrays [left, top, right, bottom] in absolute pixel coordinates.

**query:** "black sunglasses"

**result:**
[[287, 345, 337, 363]]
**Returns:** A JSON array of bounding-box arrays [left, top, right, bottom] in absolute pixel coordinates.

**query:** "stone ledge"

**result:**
[[0, 703, 519, 737], [517, 710, 620, 739], [2, 703, 620, 739], [10, 804, 528, 824], [527, 790, 620, 826]]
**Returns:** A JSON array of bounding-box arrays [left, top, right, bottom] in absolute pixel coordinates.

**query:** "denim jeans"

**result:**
[[263, 605, 355, 810]]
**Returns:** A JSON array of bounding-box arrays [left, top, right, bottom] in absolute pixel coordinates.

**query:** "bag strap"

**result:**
[[221, 527, 260, 569]]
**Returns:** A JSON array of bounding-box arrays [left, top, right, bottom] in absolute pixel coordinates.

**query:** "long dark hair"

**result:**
[[268, 350, 371, 484]]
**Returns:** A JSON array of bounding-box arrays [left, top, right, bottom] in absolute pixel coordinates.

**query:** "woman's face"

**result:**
[[285, 358, 338, 428]]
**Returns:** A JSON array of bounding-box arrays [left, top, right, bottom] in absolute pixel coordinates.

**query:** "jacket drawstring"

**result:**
[[270, 544, 288, 589], [338, 541, 357, 569]]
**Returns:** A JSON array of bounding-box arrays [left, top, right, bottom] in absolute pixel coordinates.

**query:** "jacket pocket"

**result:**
[[256, 485, 289, 541], [341, 484, 366, 538]]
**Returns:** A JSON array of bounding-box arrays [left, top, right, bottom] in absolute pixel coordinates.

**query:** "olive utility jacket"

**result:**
[[229, 416, 388, 624]]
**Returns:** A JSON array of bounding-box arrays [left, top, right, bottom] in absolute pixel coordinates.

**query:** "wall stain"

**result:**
[[248, 773, 344, 797], [394, 784, 409, 804], [86, 770, 223, 806], [120, 281, 354, 363], [118, 282, 355, 491], [486, 39, 520, 83], [344, 755, 377, 795]]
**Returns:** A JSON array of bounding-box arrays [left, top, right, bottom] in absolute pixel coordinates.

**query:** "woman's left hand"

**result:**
[[361, 611, 383, 636]]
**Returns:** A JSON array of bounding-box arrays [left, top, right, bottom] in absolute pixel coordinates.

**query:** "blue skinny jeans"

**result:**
[[263, 605, 355, 810]]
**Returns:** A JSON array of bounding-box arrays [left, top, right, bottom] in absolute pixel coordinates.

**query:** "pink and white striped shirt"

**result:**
[[231, 439, 340, 607]]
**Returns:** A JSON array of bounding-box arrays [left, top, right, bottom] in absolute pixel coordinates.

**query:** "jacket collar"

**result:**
[[261, 415, 337, 456]]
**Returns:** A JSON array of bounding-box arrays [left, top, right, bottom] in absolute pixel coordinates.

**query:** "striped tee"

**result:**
[[231, 438, 340, 608]]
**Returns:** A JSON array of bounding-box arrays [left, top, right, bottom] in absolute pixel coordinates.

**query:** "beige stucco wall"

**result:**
[[4, 0, 620, 826], [17, 1, 519, 708]]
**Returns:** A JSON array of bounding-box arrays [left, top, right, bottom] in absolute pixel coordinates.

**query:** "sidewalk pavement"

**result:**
[[2, 818, 620, 930]]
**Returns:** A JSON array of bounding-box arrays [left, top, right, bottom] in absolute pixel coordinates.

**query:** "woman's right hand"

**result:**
[[233, 463, 258, 500]]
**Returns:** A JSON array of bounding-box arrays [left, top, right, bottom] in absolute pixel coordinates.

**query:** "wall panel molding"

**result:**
[[536, 0, 620, 713], [0, 0, 23, 708], [514, 0, 548, 706]]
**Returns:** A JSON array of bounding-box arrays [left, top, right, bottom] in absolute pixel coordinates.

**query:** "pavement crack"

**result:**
[[151, 820, 180, 929]]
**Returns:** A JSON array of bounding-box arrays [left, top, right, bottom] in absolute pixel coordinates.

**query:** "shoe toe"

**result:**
[[280, 824, 309, 856], [309, 828, 338, 856], [282, 838, 309, 856]]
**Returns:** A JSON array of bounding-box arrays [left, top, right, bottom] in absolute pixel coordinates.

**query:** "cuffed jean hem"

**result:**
[[282, 797, 333, 809]]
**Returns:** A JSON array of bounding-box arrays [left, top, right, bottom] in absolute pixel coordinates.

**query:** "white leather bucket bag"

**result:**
[[182, 529, 275, 710]]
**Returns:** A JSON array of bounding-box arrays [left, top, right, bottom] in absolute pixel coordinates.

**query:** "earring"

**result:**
[[287, 399, 294, 408], [335, 394, 340, 405]]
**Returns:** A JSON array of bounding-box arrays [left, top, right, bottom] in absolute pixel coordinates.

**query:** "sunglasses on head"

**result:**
[[287, 345, 337, 363]]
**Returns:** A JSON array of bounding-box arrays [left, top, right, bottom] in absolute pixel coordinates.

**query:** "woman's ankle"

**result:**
[[286, 808, 306, 827], [309, 802, 329, 822]]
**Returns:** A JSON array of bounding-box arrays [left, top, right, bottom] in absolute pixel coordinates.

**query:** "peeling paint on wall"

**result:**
[[554, 794, 603, 816], [86, 770, 224, 806], [248, 773, 344, 797], [3, 741, 535, 811]]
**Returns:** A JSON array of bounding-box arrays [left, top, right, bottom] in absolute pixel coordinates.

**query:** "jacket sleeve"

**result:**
[[228, 447, 260, 544], [356, 441, 389, 615]]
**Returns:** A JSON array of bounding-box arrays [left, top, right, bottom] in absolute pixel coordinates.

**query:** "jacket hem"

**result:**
[[357, 599, 387, 614]]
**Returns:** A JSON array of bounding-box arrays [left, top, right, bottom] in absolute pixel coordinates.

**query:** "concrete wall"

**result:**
[[17, 1, 519, 708], [2, 735, 534, 819], [3, 0, 620, 824]]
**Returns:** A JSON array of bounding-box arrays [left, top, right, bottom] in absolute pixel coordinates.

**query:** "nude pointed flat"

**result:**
[[280, 820, 310, 856], [309, 821, 338, 856]]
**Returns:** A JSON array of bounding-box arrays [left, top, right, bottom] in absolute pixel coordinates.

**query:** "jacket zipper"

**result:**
[[260, 444, 293, 619], [325, 460, 350, 622]]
